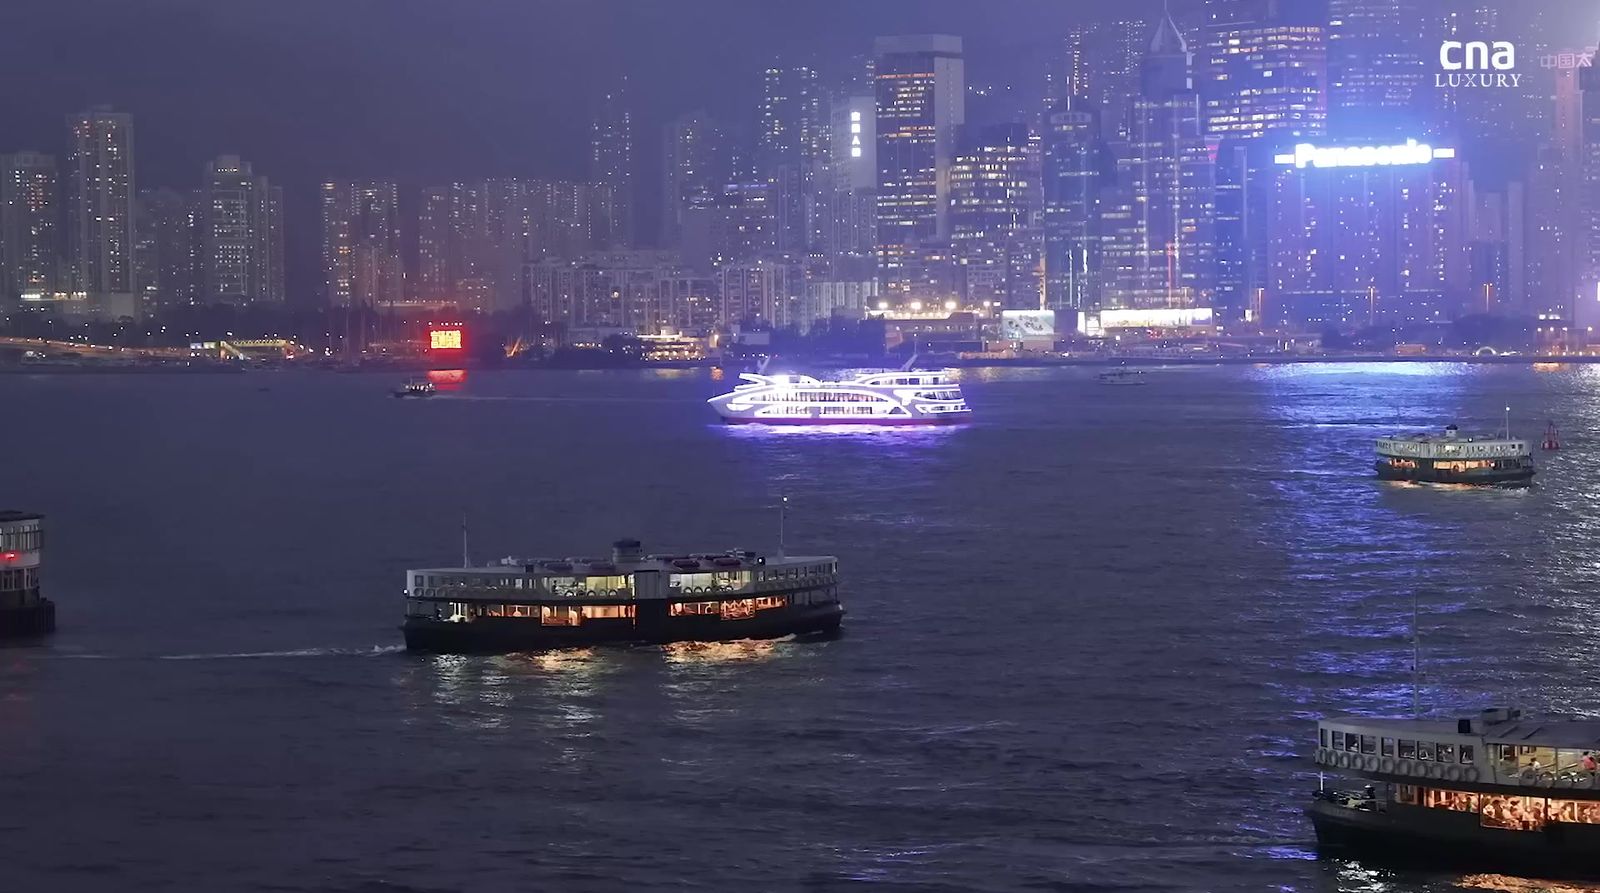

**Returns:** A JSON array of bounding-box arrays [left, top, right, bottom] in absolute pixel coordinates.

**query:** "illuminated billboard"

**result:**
[[429, 328, 463, 350], [1098, 307, 1215, 329], [1273, 139, 1455, 169], [1000, 310, 1056, 342]]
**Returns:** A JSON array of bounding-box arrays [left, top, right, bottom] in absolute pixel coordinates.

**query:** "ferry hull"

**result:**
[[402, 602, 844, 654], [1374, 461, 1535, 485], [0, 598, 55, 640], [716, 413, 967, 426], [1309, 799, 1600, 876]]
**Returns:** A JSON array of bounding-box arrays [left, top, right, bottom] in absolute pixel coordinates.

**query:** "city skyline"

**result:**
[[3, 0, 1600, 338]]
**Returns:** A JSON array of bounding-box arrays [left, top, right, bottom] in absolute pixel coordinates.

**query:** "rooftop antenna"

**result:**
[[1504, 405, 1511, 440], [757, 354, 774, 375], [461, 511, 471, 568]]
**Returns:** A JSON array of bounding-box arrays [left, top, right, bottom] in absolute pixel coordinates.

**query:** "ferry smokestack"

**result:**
[[612, 538, 643, 564]]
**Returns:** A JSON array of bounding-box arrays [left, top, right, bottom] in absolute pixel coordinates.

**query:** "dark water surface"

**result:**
[[4, 364, 1600, 893]]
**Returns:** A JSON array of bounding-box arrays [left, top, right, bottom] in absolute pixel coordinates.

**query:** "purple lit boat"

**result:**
[[707, 367, 970, 425]]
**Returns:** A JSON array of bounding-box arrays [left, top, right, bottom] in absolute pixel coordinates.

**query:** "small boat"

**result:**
[[393, 378, 436, 399], [1374, 424, 1534, 485], [1311, 707, 1600, 876], [1097, 369, 1146, 385]]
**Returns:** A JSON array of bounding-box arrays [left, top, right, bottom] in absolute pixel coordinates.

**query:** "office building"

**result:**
[[1326, 0, 1430, 139], [758, 65, 823, 253], [1101, 13, 1217, 327], [1267, 139, 1470, 326], [1042, 97, 1104, 319], [874, 34, 965, 301], [662, 111, 730, 248], [949, 124, 1038, 309], [1062, 20, 1150, 140]]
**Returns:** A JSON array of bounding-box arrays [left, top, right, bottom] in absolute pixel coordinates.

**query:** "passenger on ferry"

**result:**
[[1582, 751, 1596, 772]]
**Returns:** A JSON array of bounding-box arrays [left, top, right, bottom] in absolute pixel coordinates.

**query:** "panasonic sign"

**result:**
[[1272, 140, 1456, 169]]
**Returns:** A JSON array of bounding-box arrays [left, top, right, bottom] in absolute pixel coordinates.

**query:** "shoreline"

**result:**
[[1, 353, 1595, 374]]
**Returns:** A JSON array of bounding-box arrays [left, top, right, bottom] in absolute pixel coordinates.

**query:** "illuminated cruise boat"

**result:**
[[0, 510, 52, 639], [1311, 708, 1600, 875], [402, 539, 843, 654], [1375, 425, 1534, 485], [707, 366, 970, 425]]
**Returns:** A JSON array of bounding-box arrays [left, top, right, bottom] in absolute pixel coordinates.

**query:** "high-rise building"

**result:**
[[758, 65, 823, 253], [819, 95, 877, 258], [874, 34, 965, 303], [1198, 2, 1326, 142], [202, 155, 283, 305], [1101, 13, 1217, 327], [1042, 97, 1104, 318], [662, 111, 729, 248], [134, 188, 201, 312], [949, 123, 1038, 309], [320, 181, 402, 308], [66, 108, 137, 317], [1267, 139, 1470, 326], [590, 79, 635, 249], [1197, 0, 1327, 325], [0, 152, 62, 307], [1580, 65, 1600, 325], [1062, 20, 1150, 140], [1326, 0, 1430, 139]]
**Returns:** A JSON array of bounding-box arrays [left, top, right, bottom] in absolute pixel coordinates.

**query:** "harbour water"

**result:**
[[4, 364, 1600, 892]]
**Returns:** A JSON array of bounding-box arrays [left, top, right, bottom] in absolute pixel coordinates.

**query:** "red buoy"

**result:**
[[1543, 421, 1561, 451]]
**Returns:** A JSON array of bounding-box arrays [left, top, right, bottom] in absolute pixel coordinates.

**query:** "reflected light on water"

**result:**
[[663, 639, 782, 664], [1458, 875, 1600, 893]]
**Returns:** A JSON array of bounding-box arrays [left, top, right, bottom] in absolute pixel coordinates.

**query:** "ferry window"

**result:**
[[1460, 745, 1475, 764], [1418, 742, 1436, 761], [582, 605, 635, 620], [1381, 738, 1395, 757], [719, 598, 756, 620], [1345, 735, 1360, 753], [1480, 795, 1547, 831], [1438, 744, 1455, 764], [1498, 744, 1516, 763], [1395, 785, 1418, 805], [539, 606, 582, 627], [1361, 735, 1377, 755], [1422, 789, 1479, 813], [1549, 799, 1600, 824], [1331, 731, 1344, 750], [1398, 740, 1416, 759], [1320, 729, 1328, 747]]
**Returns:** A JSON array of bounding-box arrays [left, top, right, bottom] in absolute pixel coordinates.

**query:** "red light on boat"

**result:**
[[0, 551, 17, 562]]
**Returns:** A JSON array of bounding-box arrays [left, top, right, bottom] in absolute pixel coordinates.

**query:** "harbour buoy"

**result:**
[[1543, 421, 1561, 451]]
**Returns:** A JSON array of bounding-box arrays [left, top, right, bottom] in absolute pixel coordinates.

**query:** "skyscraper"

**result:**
[[1326, 0, 1430, 139], [590, 78, 635, 249], [874, 34, 965, 303], [203, 155, 283, 305], [820, 95, 877, 258], [134, 188, 201, 312], [66, 108, 136, 317], [1061, 20, 1150, 140], [949, 123, 1038, 309], [662, 111, 729, 249], [320, 181, 402, 308], [758, 65, 823, 253], [0, 152, 62, 307], [1101, 13, 1217, 326], [1197, 0, 1327, 324], [1042, 97, 1104, 319]]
